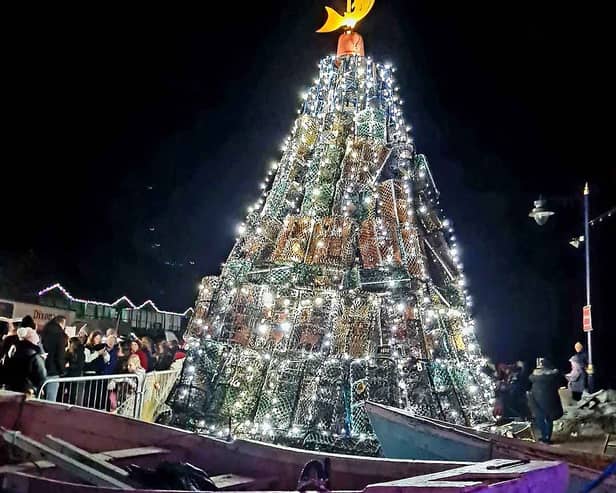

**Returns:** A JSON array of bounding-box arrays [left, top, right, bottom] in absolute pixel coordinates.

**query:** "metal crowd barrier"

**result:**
[[37, 365, 183, 422]]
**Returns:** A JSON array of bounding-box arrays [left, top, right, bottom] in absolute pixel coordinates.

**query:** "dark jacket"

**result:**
[[0, 334, 19, 360], [83, 344, 106, 374], [154, 351, 174, 371], [41, 321, 66, 376], [529, 368, 564, 420], [102, 345, 119, 375], [2, 340, 47, 394], [566, 354, 586, 394], [143, 347, 154, 373], [64, 348, 85, 377]]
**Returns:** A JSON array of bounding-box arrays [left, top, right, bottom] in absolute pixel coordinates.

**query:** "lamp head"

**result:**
[[529, 197, 555, 226]]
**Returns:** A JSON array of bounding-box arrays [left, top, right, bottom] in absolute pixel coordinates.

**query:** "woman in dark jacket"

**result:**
[[61, 337, 85, 405], [83, 331, 109, 408], [153, 341, 174, 371], [2, 327, 47, 396], [528, 357, 563, 444], [64, 337, 86, 377]]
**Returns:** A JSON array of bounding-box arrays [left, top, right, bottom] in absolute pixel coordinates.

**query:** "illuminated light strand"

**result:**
[[37, 283, 194, 317], [179, 51, 490, 442]]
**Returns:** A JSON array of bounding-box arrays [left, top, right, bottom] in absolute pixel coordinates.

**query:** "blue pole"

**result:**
[[584, 183, 594, 392]]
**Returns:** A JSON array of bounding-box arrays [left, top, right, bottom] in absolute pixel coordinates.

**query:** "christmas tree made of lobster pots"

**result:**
[[172, 2, 492, 455]]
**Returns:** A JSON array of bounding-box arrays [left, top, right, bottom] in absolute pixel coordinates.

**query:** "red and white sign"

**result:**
[[582, 305, 593, 332]]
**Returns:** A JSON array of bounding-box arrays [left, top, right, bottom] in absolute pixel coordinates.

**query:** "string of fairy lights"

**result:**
[[171, 51, 493, 453]]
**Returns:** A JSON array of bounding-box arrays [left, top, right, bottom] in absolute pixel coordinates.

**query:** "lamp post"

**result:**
[[529, 183, 594, 392], [582, 183, 594, 392]]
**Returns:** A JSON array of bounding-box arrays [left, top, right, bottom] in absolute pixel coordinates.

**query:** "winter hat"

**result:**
[[20, 315, 36, 330], [17, 327, 40, 345]]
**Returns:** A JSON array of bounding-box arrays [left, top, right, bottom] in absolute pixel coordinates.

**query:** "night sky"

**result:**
[[4, 2, 615, 386]]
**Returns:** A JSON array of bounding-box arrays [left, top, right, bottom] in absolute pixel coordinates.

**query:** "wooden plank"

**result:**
[[0, 446, 169, 475], [211, 473, 277, 491], [99, 446, 168, 461], [1, 429, 131, 490], [43, 435, 130, 480]]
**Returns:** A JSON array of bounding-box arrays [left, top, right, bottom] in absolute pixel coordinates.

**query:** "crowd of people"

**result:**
[[0, 315, 186, 404], [484, 342, 590, 444]]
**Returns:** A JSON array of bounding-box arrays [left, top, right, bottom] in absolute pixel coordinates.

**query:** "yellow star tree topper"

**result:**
[[317, 0, 375, 32]]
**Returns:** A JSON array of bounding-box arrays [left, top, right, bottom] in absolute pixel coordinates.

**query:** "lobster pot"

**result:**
[[349, 360, 371, 435], [253, 356, 305, 431], [356, 107, 386, 142], [271, 216, 313, 264], [359, 219, 382, 269], [175, 340, 227, 415], [248, 266, 293, 286], [403, 364, 442, 419], [215, 347, 266, 425], [293, 114, 319, 159], [322, 111, 353, 146], [341, 67, 360, 111], [307, 358, 350, 433], [305, 216, 356, 268], [427, 361, 465, 424], [241, 216, 283, 262], [300, 112, 350, 217], [401, 228, 425, 278], [370, 356, 399, 405], [263, 157, 310, 221], [333, 138, 389, 217], [221, 259, 252, 284], [331, 296, 376, 358], [293, 357, 327, 429]]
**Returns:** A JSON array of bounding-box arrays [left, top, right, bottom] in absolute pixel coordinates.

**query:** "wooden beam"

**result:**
[[1, 429, 131, 490], [0, 446, 169, 475], [42, 435, 130, 480]]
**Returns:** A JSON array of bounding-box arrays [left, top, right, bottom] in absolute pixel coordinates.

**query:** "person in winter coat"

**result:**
[[153, 341, 174, 371], [108, 354, 145, 416], [20, 315, 37, 332], [64, 337, 86, 377], [0, 321, 18, 360], [40, 315, 67, 401], [2, 327, 47, 396], [574, 342, 588, 370], [528, 357, 563, 444], [83, 331, 111, 408], [83, 331, 110, 374], [101, 334, 119, 375], [565, 353, 586, 401], [60, 337, 85, 405], [140, 337, 155, 373]]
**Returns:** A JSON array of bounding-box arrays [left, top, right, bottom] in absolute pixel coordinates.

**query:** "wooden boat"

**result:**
[[0, 391, 569, 493], [365, 401, 616, 493]]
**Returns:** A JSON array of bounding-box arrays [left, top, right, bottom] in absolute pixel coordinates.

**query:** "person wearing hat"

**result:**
[[1, 327, 47, 396], [574, 342, 589, 370], [566, 353, 586, 401], [528, 357, 563, 444]]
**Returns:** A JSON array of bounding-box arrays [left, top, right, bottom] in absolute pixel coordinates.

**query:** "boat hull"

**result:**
[[365, 401, 616, 493], [0, 393, 571, 493]]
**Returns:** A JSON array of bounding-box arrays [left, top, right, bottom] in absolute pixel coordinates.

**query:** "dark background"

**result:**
[[3, 2, 614, 386]]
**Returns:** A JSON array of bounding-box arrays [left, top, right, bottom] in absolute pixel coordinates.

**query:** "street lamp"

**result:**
[[529, 183, 595, 392], [528, 197, 555, 226]]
